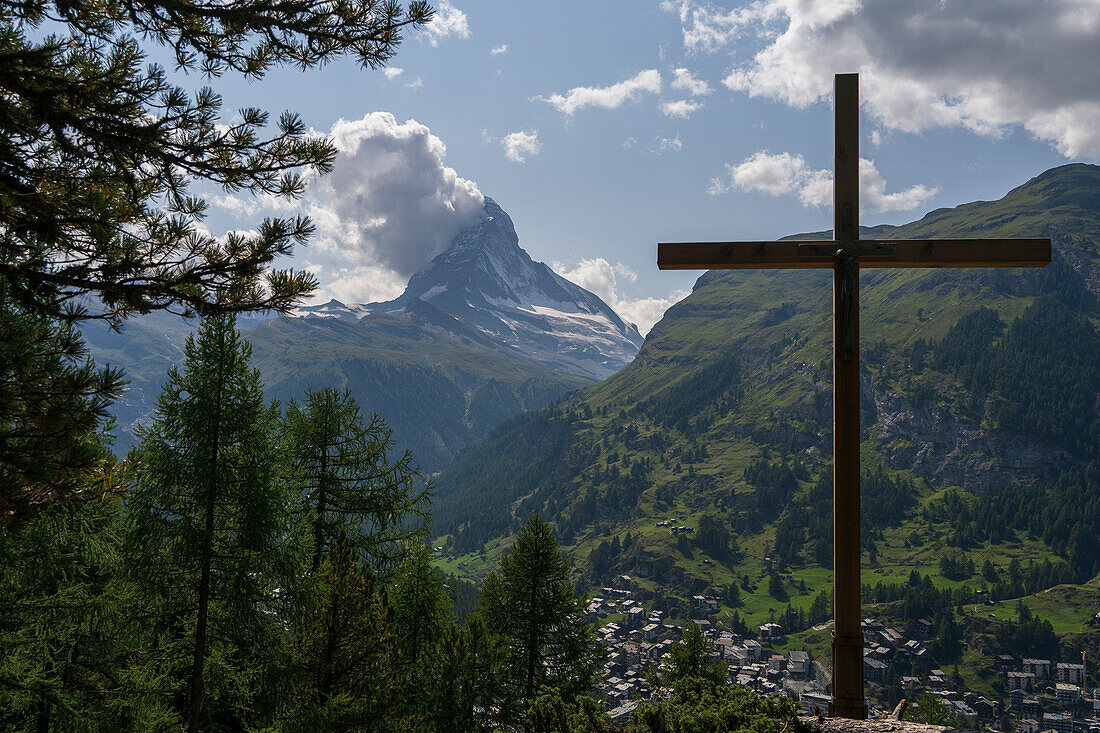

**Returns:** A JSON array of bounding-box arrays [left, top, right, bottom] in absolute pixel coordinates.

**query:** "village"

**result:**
[[585, 581, 1100, 732]]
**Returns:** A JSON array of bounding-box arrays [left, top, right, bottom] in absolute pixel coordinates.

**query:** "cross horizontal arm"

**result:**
[[658, 241, 837, 270], [658, 238, 1051, 270], [852, 239, 1051, 268]]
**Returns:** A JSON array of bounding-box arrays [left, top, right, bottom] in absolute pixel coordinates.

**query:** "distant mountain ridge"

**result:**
[[84, 198, 642, 467]]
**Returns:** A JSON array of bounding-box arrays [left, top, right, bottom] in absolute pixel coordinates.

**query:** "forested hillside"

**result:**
[[432, 164, 1100, 627]]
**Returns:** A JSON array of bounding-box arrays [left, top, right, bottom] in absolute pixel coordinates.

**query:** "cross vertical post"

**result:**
[[830, 72, 867, 720]]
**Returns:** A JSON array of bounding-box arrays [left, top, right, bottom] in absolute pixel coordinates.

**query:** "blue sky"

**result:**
[[202, 0, 1095, 333]]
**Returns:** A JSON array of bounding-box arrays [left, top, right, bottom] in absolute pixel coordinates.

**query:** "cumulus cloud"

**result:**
[[405, 76, 424, 90], [661, 99, 704, 119], [490, 44, 508, 56], [709, 150, 937, 213], [671, 67, 713, 96], [665, 0, 1100, 158], [660, 0, 779, 53], [421, 0, 470, 45], [383, 67, 404, 80], [538, 70, 662, 115], [309, 113, 485, 284], [552, 258, 688, 335], [502, 130, 541, 163]]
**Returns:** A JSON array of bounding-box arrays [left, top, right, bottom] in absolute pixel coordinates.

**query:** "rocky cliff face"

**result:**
[[868, 376, 1073, 492]]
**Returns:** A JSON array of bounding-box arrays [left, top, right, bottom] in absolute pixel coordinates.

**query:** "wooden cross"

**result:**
[[657, 73, 1050, 719]]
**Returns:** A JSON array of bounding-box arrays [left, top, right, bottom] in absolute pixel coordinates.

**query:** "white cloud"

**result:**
[[307, 263, 409, 305], [671, 67, 713, 96], [552, 258, 687, 336], [660, 0, 780, 54], [421, 0, 470, 46], [666, 0, 1100, 159], [709, 150, 937, 213], [309, 113, 485, 286], [538, 70, 662, 115], [383, 67, 404, 80], [405, 76, 424, 90], [661, 99, 704, 119], [657, 135, 683, 153], [502, 130, 541, 163], [490, 44, 508, 56]]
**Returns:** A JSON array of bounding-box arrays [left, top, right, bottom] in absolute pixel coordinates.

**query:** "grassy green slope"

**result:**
[[432, 165, 1100, 636]]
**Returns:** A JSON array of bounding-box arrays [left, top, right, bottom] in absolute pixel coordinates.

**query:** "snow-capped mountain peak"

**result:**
[[306, 198, 643, 380]]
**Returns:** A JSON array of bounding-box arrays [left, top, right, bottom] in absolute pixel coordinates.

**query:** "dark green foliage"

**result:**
[[932, 297, 1100, 458], [939, 552, 974, 581], [286, 542, 408, 732], [435, 409, 586, 553], [282, 386, 430, 577], [427, 613, 508, 732], [387, 543, 454, 712], [0, 284, 124, 528], [767, 571, 786, 601], [124, 315, 292, 731], [480, 515, 603, 727], [937, 463, 1100, 581], [905, 692, 964, 727], [743, 458, 800, 527], [631, 677, 808, 733], [696, 514, 737, 563], [653, 622, 726, 689], [445, 573, 481, 624], [990, 603, 1060, 661], [527, 687, 618, 733], [0, 496, 165, 728], [636, 354, 742, 435]]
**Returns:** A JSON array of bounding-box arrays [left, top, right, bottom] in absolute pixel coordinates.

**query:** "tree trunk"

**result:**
[[309, 413, 331, 575], [187, 344, 225, 733]]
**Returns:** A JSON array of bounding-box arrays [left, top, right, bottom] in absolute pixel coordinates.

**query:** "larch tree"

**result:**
[[282, 387, 430, 577], [288, 541, 408, 732], [386, 542, 453, 711], [0, 493, 159, 729], [428, 612, 508, 732], [124, 315, 291, 732], [479, 515, 602, 728], [650, 621, 726, 690]]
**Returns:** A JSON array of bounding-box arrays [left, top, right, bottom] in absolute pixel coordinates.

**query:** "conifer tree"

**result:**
[[650, 621, 726, 691], [282, 387, 430, 577], [125, 315, 290, 732], [0, 0, 430, 526], [287, 542, 408, 732], [479, 515, 602, 727], [428, 613, 508, 732], [1, 0, 431, 324], [387, 542, 453, 711], [0, 288, 124, 528], [0, 493, 164, 729]]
